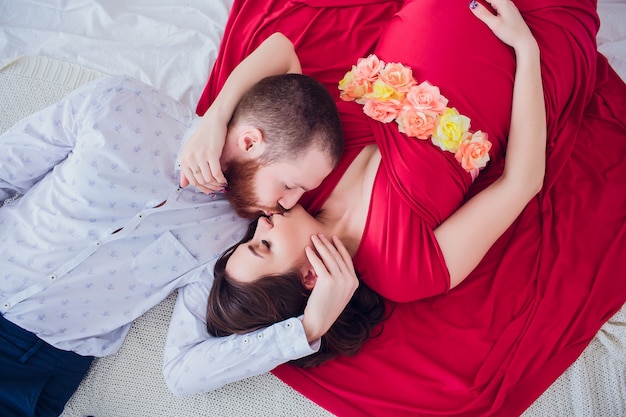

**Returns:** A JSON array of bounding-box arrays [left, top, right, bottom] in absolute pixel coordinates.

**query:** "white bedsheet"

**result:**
[[0, 0, 233, 109], [597, 0, 626, 80], [1, 0, 623, 113]]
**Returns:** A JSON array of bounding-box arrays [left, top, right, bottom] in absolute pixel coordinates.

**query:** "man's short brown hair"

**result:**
[[229, 74, 344, 166]]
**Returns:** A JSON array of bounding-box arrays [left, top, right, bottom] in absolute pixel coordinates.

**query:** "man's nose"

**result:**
[[278, 190, 305, 210]]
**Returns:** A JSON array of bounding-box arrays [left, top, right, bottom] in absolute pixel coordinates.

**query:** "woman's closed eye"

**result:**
[[261, 239, 270, 249]]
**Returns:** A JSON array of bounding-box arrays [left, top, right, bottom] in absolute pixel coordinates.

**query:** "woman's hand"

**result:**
[[178, 32, 301, 194], [470, 0, 535, 52], [301, 235, 359, 343], [178, 110, 228, 194]]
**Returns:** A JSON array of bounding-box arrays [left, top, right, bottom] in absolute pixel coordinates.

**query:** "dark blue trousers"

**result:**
[[0, 315, 93, 417]]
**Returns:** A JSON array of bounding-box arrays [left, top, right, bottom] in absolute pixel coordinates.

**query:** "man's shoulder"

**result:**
[[83, 75, 193, 121], [88, 75, 160, 100]]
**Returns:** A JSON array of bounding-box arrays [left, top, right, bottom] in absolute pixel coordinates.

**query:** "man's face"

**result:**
[[224, 148, 333, 219]]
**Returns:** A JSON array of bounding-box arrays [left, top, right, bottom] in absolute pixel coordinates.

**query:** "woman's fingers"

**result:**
[[306, 235, 357, 283], [331, 235, 356, 275], [469, 0, 531, 49], [302, 235, 359, 341], [305, 245, 327, 275], [207, 155, 227, 186], [310, 234, 349, 276], [307, 235, 358, 293], [307, 235, 337, 276], [196, 161, 224, 190], [180, 154, 226, 193], [177, 112, 229, 193], [470, 0, 498, 26]]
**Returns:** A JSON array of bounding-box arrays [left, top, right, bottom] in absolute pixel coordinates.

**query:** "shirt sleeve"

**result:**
[[0, 77, 115, 202], [162, 280, 320, 396]]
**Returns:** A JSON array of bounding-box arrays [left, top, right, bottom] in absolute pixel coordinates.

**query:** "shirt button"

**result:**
[[3, 302, 10, 309], [285, 322, 292, 328], [138, 214, 144, 219], [95, 241, 102, 246], [50, 274, 57, 281], [243, 338, 249, 344], [257, 333, 264, 339]]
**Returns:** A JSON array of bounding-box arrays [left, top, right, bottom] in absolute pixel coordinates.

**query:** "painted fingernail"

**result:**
[[469, 0, 478, 10]]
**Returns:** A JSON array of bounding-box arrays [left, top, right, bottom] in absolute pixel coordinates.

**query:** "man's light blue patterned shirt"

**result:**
[[0, 76, 250, 357]]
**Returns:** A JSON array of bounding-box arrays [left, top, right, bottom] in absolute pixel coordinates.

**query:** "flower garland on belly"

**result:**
[[338, 54, 492, 179]]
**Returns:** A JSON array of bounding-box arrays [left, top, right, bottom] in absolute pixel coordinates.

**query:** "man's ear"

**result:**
[[302, 269, 318, 290], [237, 126, 265, 157]]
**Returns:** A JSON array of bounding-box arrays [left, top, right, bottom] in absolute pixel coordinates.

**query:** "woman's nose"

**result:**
[[258, 216, 273, 230]]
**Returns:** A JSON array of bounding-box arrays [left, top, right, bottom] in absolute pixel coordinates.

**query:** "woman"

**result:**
[[169, 0, 626, 415], [197, 0, 545, 355]]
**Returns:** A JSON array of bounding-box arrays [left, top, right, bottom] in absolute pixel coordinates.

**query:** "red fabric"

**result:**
[[198, 0, 626, 415]]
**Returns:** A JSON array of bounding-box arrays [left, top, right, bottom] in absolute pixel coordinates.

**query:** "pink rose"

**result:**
[[363, 98, 402, 123], [455, 130, 492, 172], [396, 107, 438, 139], [406, 82, 449, 115], [379, 62, 416, 95], [354, 54, 385, 82]]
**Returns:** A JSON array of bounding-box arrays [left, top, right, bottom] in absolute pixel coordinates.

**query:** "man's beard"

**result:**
[[223, 158, 282, 219]]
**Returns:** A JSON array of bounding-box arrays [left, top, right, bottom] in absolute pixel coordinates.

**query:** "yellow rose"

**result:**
[[431, 107, 470, 152], [338, 68, 356, 90], [366, 79, 399, 101]]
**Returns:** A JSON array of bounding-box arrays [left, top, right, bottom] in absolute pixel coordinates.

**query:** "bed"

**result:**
[[0, 1, 624, 416]]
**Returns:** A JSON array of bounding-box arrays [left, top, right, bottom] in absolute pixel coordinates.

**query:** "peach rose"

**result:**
[[455, 130, 492, 172], [339, 69, 371, 101], [353, 54, 385, 82], [363, 98, 402, 123], [406, 82, 448, 114], [396, 107, 438, 139], [431, 107, 471, 152], [379, 62, 416, 95]]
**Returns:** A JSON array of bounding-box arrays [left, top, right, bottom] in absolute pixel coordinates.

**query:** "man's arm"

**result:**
[[163, 280, 319, 396], [0, 91, 83, 202]]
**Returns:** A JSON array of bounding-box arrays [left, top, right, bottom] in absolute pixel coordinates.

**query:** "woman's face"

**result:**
[[226, 204, 320, 284]]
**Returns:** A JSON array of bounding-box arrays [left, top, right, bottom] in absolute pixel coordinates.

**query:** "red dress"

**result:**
[[197, 0, 626, 415]]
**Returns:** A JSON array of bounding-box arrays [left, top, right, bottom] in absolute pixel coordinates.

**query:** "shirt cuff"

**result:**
[[276, 316, 320, 359]]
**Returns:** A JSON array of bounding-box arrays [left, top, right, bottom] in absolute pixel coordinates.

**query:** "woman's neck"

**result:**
[[315, 145, 381, 256]]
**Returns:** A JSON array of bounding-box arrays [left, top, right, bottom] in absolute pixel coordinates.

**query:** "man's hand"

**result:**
[[301, 234, 359, 343]]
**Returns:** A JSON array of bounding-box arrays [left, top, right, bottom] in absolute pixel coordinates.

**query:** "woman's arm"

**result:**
[[179, 33, 301, 192], [434, 0, 546, 289]]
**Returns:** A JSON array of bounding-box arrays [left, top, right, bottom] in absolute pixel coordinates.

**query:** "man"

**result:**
[[177, 32, 342, 218], [0, 34, 343, 417]]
